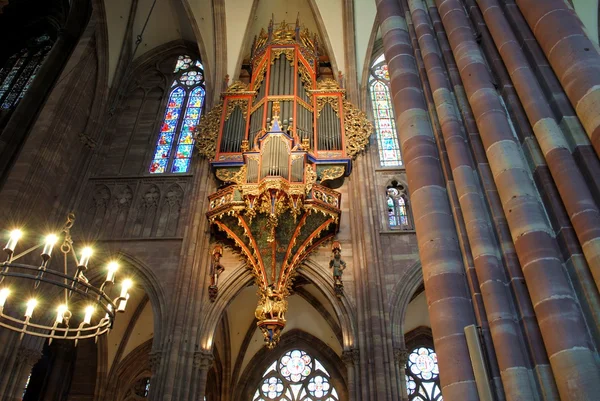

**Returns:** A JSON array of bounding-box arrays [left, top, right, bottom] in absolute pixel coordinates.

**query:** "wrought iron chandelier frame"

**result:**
[[0, 213, 130, 345]]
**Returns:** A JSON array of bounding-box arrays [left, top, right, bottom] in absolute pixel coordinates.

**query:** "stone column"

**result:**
[[2, 346, 41, 401], [394, 348, 409, 401], [514, 0, 600, 156], [375, 0, 480, 399], [403, 7, 505, 399], [424, 2, 560, 399], [433, 1, 600, 399], [406, 1, 539, 400], [148, 350, 162, 401], [341, 348, 360, 401], [475, 0, 600, 339], [191, 350, 213, 401]]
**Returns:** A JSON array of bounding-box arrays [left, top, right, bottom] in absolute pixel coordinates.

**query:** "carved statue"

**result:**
[[255, 285, 288, 321], [208, 245, 225, 302], [329, 241, 346, 296]]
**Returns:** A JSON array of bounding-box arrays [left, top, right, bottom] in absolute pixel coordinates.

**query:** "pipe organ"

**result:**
[[195, 19, 372, 349]]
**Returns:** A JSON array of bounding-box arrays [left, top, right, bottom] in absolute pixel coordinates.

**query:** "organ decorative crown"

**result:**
[[195, 18, 372, 349]]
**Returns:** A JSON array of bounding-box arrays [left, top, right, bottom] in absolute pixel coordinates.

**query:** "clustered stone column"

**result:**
[[377, 0, 600, 400], [375, 0, 480, 399]]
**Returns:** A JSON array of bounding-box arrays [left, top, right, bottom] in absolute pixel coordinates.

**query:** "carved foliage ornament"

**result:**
[[316, 96, 339, 118], [343, 100, 373, 159], [195, 104, 223, 159], [225, 99, 250, 120]]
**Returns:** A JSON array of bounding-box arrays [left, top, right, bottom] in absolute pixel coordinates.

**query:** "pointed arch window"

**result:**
[[387, 181, 412, 230], [252, 349, 340, 401], [149, 55, 206, 174], [0, 35, 53, 110], [369, 54, 402, 167], [405, 346, 442, 401]]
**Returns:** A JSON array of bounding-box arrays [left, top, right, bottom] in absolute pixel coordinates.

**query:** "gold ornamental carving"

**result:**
[[195, 104, 223, 159], [343, 99, 373, 159], [271, 48, 295, 65], [216, 166, 247, 185], [316, 96, 340, 117], [223, 81, 251, 94], [225, 99, 249, 120], [253, 62, 268, 91], [319, 166, 345, 183], [298, 63, 313, 90]]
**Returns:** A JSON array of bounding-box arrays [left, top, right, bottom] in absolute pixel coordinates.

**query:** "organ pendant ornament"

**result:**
[[196, 18, 372, 348]]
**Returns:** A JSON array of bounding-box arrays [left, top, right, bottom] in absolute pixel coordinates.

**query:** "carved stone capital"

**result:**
[[394, 347, 409, 366], [193, 350, 214, 370], [17, 347, 42, 368], [149, 350, 162, 374], [341, 348, 359, 365]]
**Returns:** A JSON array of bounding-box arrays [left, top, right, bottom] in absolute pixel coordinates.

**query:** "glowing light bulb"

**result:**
[[56, 304, 68, 324], [83, 306, 94, 325], [4, 229, 22, 253], [0, 288, 9, 308], [41, 234, 58, 260], [117, 293, 129, 312], [78, 247, 93, 269], [25, 299, 37, 318], [106, 261, 119, 283], [120, 279, 132, 298]]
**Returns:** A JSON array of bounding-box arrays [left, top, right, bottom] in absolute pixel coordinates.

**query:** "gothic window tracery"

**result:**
[[123, 377, 151, 400], [0, 35, 53, 110], [405, 347, 442, 401], [387, 181, 412, 230], [150, 55, 205, 174], [369, 54, 402, 167], [252, 349, 340, 401]]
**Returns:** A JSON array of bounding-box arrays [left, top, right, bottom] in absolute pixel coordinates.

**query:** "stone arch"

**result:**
[[389, 260, 423, 349], [235, 329, 348, 401], [86, 252, 167, 401], [103, 339, 153, 401], [197, 258, 358, 352]]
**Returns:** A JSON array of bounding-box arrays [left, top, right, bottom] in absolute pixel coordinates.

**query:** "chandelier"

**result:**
[[0, 213, 131, 345]]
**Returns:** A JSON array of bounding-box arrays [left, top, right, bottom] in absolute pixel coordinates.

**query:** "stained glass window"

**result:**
[[252, 349, 340, 401], [150, 55, 205, 174], [0, 35, 53, 110], [22, 373, 31, 400], [405, 347, 442, 401], [387, 184, 412, 230], [369, 54, 402, 166]]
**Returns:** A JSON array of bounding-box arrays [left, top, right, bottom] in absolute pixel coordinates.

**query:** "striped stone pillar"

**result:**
[[404, 7, 505, 399], [375, 0, 480, 399], [407, 1, 538, 400], [475, 0, 600, 335], [421, 6, 555, 396], [515, 0, 600, 156], [433, 0, 600, 399]]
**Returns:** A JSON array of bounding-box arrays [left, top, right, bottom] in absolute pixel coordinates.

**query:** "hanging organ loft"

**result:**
[[195, 19, 372, 348]]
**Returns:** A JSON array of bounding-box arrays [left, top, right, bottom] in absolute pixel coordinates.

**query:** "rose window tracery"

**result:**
[[252, 349, 340, 401]]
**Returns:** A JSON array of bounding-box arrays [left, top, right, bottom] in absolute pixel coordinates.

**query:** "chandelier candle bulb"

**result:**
[[24, 299, 37, 318], [83, 306, 94, 325], [0, 288, 9, 308], [41, 234, 58, 260], [120, 279, 132, 298], [4, 229, 22, 254], [106, 262, 119, 283], [78, 247, 93, 270], [117, 293, 129, 312], [56, 304, 68, 324]]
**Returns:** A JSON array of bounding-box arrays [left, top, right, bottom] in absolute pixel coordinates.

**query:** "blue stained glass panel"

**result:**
[[150, 87, 185, 173], [149, 159, 167, 174], [154, 145, 171, 159], [171, 159, 190, 173], [175, 145, 193, 159]]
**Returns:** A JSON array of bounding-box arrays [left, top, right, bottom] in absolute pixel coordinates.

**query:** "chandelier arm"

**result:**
[[7, 243, 44, 262], [0, 265, 117, 315], [0, 317, 111, 339]]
